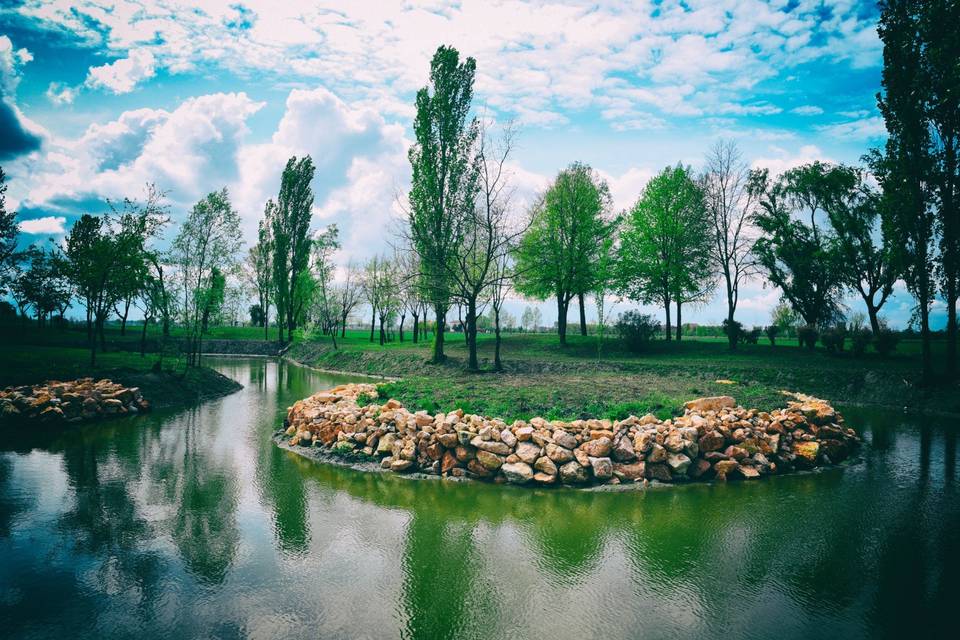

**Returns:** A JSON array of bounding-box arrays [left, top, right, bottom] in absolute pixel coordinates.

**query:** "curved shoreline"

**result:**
[[278, 383, 861, 488]]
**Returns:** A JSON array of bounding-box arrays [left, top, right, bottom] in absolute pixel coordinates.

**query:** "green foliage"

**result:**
[[271, 156, 316, 342], [0, 167, 19, 292], [764, 324, 780, 346], [850, 327, 873, 356], [615, 311, 660, 352], [874, 325, 901, 357], [820, 326, 847, 354], [616, 164, 711, 336], [407, 45, 479, 362], [722, 318, 742, 344], [796, 324, 820, 351], [750, 163, 849, 327]]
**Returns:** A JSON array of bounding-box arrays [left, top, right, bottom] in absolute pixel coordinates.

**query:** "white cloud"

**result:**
[[791, 105, 823, 116], [45, 82, 78, 105], [751, 144, 833, 175], [816, 116, 887, 141], [85, 49, 156, 94], [19, 216, 66, 234]]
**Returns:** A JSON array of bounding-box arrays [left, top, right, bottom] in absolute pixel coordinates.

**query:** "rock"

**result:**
[[793, 441, 820, 467], [581, 436, 612, 457], [684, 396, 736, 412], [500, 429, 518, 448], [467, 459, 494, 477], [457, 430, 474, 446], [553, 429, 578, 450], [438, 433, 458, 448], [688, 458, 712, 479], [559, 461, 589, 484], [647, 443, 667, 463], [698, 431, 725, 452], [713, 460, 739, 480], [573, 447, 591, 468], [737, 465, 761, 479], [646, 463, 672, 482], [476, 450, 504, 470], [516, 426, 534, 441], [545, 443, 575, 463], [611, 435, 636, 461], [589, 456, 613, 480], [639, 413, 659, 425], [634, 431, 655, 453], [819, 439, 848, 462], [376, 433, 396, 454], [515, 441, 541, 464], [470, 436, 512, 456], [724, 445, 748, 461], [612, 461, 646, 481], [664, 431, 685, 453], [501, 462, 534, 484], [533, 472, 556, 484], [390, 459, 414, 472], [666, 452, 691, 474], [534, 456, 558, 476]]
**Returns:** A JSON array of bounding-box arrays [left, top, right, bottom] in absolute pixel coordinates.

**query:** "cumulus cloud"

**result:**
[[751, 144, 834, 175], [45, 82, 78, 105], [791, 105, 824, 116], [0, 35, 43, 160], [85, 49, 156, 94], [19, 216, 67, 235]]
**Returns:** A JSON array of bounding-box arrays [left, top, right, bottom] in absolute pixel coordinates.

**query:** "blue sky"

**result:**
[[0, 0, 938, 329]]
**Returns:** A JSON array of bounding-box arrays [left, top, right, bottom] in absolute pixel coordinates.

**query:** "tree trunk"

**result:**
[[578, 292, 587, 336], [867, 303, 881, 336], [948, 284, 957, 379], [557, 297, 569, 345], [379, 316, 386, 346], [399, 313, 406, 342], [370, 309, 376, 342], [412, 314, 419, 344], [432, 306, 446, 363], [140, 317, 149, 357], [119, 299, 130, 336], [466, 297, 478, 371], [494, 308, 503, 371], [340, 312, 348, 338], [727, 308, 738, 350], [98, 316, 107, 352], [664, 293, 672, 342], [675, 300, 682, 341]]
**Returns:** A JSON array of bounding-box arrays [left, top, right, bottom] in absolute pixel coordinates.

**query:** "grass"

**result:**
[[0, 344, 242, 409]]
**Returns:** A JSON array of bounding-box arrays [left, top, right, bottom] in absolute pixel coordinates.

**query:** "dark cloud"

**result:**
[[0, 98, 41, 160]]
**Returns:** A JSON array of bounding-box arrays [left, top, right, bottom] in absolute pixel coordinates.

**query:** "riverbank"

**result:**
[[0, 345, 243, 412], [281, 383, 860, 487], [286, 336, 960, 419]]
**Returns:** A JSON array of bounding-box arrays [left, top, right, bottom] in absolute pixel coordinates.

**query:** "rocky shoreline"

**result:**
[[0, 378, 150, 425], [281, 384, 861, 487]]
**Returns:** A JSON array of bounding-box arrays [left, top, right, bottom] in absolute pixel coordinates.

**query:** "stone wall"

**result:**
[[282, 385, 860, 486], [1, 378, 150, 424]]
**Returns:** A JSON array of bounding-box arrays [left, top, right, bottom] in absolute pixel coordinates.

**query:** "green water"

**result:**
[[0, 357, 956, 639]]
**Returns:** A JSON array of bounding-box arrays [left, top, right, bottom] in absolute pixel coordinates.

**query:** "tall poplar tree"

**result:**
[[407, 45, 479, 363], [271, 156, 315, 344]]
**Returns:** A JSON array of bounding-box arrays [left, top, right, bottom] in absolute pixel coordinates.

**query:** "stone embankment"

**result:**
[[0, 378, 150, 424], [281, 385, 860, 486]]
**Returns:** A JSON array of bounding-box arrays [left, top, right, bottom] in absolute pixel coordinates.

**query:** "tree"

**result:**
[[0, 167, 20, 293], [489, 250, 514, 370], [922, 0, 960, 377], [246, 208, 274, 340], [449, 119, 521, 370], [171, 189, 242, 366], [592, 232, 619, 358], [750, 163, 847, 328], [515, 162, 612, 345], [824, 168, 899, 334], [271, 156, 316, 343], [407, 45, 479, 363], [617, 164, 711, 341], [396, 249, 422, 343], [335, 261, 363, 338], [12, 247, 71, 327], [874, 0, 937, 381], [310, 224, 341, 348], [63, 214, 119, 366], [702, 140, 759, 349]]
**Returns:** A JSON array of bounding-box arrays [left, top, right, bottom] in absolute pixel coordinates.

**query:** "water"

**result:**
[[0, 357, 957, 639]]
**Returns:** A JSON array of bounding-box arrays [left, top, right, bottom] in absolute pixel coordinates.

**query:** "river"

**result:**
[[0, 356, 956, 639]]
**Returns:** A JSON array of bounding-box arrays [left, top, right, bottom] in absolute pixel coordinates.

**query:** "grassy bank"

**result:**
[[287, 330, 960, 420], [0, 345, 242, 410]]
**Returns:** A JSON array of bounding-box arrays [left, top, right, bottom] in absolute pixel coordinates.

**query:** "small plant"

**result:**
[[850, 327, 872, 356], [722, 318, 743, 344], [616, 311, 661, 352], [797, 324, 819, 351], [764, 324, 780, 346], [874, 326, 900, 357], [820, 326, 847, 354], [355, 391, 378, 406]]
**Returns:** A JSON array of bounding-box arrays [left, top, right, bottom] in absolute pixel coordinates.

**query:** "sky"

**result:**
[[0, 0, 942, 329]]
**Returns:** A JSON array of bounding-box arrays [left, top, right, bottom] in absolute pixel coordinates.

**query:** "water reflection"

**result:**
[[0, 358, 957, 639]]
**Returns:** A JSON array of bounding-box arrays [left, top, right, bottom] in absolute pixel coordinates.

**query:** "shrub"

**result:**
[[850, 328, 872, 356], [820, 326, 847, 354], [875, 327, 900, 357], [742, 327, 762, 344], [797, 324, 819, 350], [764, 324, 780, 346], [722, 318, 743, 344], [616, 311, 661, 352]]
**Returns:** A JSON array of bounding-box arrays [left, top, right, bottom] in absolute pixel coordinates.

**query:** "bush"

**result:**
[[722, 318, 743, 344], [742, 327, 762, 344], [797, 324, 819, 350], [616, 311, 661, 352], [850, 327, 872, 356], [820, 326, 847, 354], [875, 327, 900, 357], [764, 324, 780, 346]]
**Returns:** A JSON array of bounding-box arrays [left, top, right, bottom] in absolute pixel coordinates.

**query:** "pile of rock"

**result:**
[[281, 385, 860, 486], [0, 378, 150, 424]]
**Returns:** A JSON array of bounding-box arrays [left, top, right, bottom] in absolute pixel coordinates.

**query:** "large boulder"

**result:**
[[501, 462, 534, 484]]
